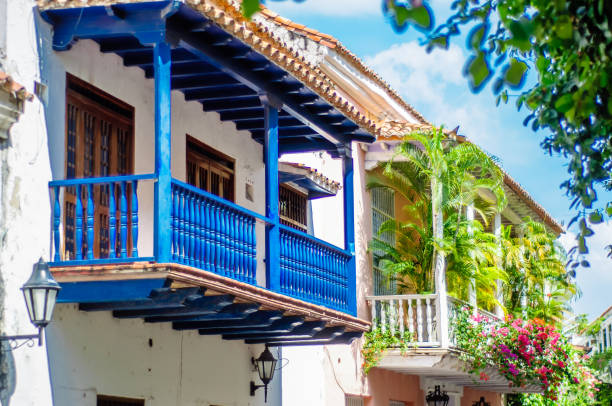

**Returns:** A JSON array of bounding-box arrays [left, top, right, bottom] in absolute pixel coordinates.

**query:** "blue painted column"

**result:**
[[264, 101, 280, 291], [343, 145, 357, 316], [153, 41, 172, 262]]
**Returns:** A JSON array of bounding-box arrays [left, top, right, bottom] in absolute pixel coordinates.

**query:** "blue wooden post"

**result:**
[[131, 181, 139, 257], [343, 147, 357, 316], [153, 41, 172, 263], [53, 187, 61, 262], [86, 184, 94, 259], [264, 101, 280, 291], [75, 184, 83, 260], [120, 181, 128, 258], [109, 183, 116, 258]]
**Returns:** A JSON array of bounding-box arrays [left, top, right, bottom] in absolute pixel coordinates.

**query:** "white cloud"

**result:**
[[266, 0, 380, 17]]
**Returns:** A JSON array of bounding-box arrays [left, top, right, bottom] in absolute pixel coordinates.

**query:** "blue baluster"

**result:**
[[53, 186, 61, 262], [75, 184, 83, 260], [249, 218, 256, 282], [109, 182, 116, 258], [194, 196, 201, 268], [172, 186, 178, 261], [120, 181, 128, 258], [204, 200, 212, 271], [178, 188, 186, 263], [231, 212, 239, 279], [288, 234, 296, 296], [236, 215, 245, 280], [188, 193, 195, 266], [131, 181, 139, 257], [213, 203, 221, 274], [86, 184, 94, 260], [220, 208, 229, 275], [279, 232, 286, 292]]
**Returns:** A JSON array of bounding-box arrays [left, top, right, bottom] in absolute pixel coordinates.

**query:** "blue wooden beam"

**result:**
[[184, 86, 255, 101], [78, 287, 200, 311], [167, 24, 353, 147], [201, 97, 261, 112], [245, 326, 345, 344], [221, 316, 304, 339], [263, 101, 281, 292], [43, 2, 179, 51], [171, 74, 240, 90], [193, 311, 284, 332], [342, 147, 358, 317], [236, 117, 303, 131], [57, 279, 167, 304], [153, 41, 172, 263], [112, 294, 234, 318], [230, 321, 325, 341], [145, 302, 259, 323]]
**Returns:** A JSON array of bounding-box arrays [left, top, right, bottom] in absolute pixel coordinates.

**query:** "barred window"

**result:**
[[279, 185, 308, 232], [371, 187, 396, 295]]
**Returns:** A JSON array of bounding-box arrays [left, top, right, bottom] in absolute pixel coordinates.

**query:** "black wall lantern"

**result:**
[[472, 397, 490, 406], [425, 385, 449, 406], [0, 258, 61, 348], [250, 345, 278, 402]]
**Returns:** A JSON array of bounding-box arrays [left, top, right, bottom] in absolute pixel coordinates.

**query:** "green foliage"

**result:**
[[361, 327, 414, 373], [386, 0, 612, 256], [501, 219, 576, 326], [367, 128, 506, 302]]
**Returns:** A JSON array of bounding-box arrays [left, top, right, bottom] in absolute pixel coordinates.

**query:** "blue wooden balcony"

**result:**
[[49, 175, 353, 314], [40, 0, 373, 343]]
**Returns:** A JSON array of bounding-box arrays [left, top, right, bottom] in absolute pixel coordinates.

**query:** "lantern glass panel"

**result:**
[[23, 289, 35, 322], [44, 289, 58, 323], [32, 288, 48, 323]]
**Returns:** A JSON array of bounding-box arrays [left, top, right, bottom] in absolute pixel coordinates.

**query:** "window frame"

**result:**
[[186, 135, 235, 202]]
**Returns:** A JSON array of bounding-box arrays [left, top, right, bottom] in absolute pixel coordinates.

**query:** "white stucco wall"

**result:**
[[0, 1, 54, 406], [281, 146, 374, 406], [47, 304, 281, 406], [41, 37, 268, 279]]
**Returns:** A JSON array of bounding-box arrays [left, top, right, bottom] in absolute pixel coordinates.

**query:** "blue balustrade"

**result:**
[[48, 175, 355, 314], [279, 224, 351, 312], [48, 174, 155, 266], [170, 179, 259, 285]]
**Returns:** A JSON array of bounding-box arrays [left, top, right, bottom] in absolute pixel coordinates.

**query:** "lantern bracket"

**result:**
[[0, 328, 43, 350]]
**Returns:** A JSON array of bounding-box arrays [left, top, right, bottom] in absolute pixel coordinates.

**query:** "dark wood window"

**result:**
[[97, 395, 145, 406], [64, 74, 134, 260], [279, 185, 308, 232], [186, 136, 234, 202]]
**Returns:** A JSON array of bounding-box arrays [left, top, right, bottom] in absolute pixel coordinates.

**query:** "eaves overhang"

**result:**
[[52, 262, 370, 346], [377, 348, 543, 394], [38, 0, 377, 156]]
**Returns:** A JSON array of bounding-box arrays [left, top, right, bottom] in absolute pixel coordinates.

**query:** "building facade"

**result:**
[[0, 1, 566, 405]]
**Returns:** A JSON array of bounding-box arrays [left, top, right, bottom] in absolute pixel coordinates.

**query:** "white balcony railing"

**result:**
[[367, 294, 501, 349]]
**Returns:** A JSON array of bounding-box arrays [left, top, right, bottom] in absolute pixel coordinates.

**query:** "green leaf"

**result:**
[[589, 211, 603, 224], [464, 52, 492, 92], [405, 5, 433, 30], [504, 58, 528, 88], [536, 56, 550, 74], [555, 16, 573, 39], [554, 94, 574, 113], [468, 24, 486, 51], [241, 0, 260, 19]]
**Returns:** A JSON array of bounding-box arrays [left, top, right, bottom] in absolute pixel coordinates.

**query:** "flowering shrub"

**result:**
[[453, 306, 598, 401], [361, 327, 414, 373]]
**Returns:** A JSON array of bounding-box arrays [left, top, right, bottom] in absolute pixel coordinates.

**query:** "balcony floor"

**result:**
[[52, 262, 368, 345], [376, 349, 542, 393]]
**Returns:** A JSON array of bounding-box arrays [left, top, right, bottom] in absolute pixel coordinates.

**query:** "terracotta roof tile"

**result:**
[[0, 71, 33, 102], [257, 6, 429, 125]]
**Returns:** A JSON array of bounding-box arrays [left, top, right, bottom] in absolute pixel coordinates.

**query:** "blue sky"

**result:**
[[267, 0, 612, 320]]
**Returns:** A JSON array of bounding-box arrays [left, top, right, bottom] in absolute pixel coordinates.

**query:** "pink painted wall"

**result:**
[[460, 388, 502, 406], [366, 369, 424, 406]]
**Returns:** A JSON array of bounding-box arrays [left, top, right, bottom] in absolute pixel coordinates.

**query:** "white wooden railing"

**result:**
[[367, 294, 439, 346], [367, 294, 502, 349]]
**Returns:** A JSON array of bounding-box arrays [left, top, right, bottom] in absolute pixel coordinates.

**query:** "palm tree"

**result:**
[[368, 127, 507, 303], [501, 218, 576, 326]]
